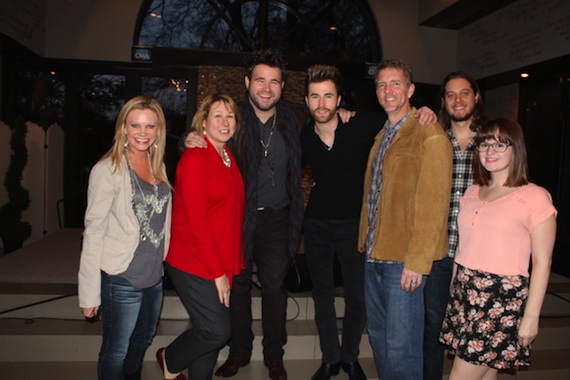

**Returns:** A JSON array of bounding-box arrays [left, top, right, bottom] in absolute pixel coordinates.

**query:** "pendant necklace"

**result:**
[[126, 151, 166, 248], [260, 111, 277, 158], [260, 112, 277, 187]]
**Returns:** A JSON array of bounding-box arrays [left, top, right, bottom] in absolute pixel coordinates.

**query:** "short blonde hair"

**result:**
[[192, 93, 241, 135]]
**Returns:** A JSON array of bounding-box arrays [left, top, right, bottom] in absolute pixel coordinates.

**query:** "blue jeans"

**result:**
[[423, 256, 453, 380], [365, 261, 425, 380], [98, 272, 163, 380], [304, 218, 365, 364]]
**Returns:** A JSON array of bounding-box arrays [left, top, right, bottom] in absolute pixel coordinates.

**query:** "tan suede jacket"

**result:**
[[358, 108, 452, 275]]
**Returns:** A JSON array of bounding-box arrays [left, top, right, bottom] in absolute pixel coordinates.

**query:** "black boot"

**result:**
[[124, 368, 142, 380]]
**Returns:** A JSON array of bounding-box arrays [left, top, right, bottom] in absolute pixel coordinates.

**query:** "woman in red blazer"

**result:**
[[157, 93, 245, 380]]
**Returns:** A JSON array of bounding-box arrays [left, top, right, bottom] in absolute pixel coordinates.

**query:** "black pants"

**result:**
[[228, 207, 290, 361], [165, 264, 231, 380], [304, 218, 366, 364], [423, 255, 454, 380]]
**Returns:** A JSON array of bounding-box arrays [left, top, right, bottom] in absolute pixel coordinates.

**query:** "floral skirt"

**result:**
[[439, 264, 530, 369]]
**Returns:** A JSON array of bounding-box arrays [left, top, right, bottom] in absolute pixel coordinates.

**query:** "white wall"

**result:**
[[45, 0, 142, 62], [21, 122, 64, 243], [368, 0, 458, 84], [0, 122, 64, 247]]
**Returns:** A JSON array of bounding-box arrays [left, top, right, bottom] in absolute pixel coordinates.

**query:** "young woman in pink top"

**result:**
[[439, 118, 557, 380]]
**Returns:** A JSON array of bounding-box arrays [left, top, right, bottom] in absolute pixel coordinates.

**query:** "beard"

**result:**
[[450, 109, 474, 122], [248, 92, 279, 112], [310, 108, 337, 124]]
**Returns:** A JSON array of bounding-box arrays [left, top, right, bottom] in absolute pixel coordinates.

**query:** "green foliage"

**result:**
[[0, 118, 32, 242]]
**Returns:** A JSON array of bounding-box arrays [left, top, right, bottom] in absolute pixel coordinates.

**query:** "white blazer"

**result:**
[[78, 156, 171, 308]]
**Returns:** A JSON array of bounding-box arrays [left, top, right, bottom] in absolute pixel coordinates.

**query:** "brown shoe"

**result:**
[[214, 357, 250, 377], [267, 359, 287, 380]]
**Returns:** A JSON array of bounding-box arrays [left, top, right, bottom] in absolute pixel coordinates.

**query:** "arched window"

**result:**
[[136, 0, 381, 62]]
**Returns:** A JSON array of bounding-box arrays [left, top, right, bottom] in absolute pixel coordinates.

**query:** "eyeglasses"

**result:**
[[476, 142, 510, 153]]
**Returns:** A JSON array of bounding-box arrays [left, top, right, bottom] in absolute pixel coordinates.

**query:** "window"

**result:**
[[137, 0, 380, 62]]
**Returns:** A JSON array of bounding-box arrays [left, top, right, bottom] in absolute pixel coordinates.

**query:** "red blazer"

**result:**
[[166, 143, 244, 286]]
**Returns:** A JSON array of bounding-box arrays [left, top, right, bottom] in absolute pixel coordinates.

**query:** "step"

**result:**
[[0, 290, 374, 364], [0, 359, 382, 380], [0, 291, 327, 321], [1, 355, 570, 380], [0, 285, 346, 321], [3, 273, 568, 321], [0, 317, 373, 362], [1, 274, 569, 379]]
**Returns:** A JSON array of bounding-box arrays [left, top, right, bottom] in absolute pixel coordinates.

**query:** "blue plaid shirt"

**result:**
[[445, 129, 476, 258], [365, 114, 409, 260]]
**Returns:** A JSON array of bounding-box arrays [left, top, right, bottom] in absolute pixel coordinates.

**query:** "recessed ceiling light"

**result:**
[[520, 72, 529, 78]]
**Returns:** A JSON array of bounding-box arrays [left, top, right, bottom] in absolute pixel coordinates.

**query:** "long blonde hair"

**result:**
[[104, 95, 171, 187]]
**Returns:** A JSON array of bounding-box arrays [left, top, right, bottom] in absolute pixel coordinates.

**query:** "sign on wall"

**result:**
[[459, 0, 570, 78], [132, 46, 153, 62], [0, 0, 45, 55]]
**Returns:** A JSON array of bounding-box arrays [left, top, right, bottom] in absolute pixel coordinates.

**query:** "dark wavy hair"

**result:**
[[244, 49, 287, 81], [438, 71, 487, 132], [473, 118, 529, 187]]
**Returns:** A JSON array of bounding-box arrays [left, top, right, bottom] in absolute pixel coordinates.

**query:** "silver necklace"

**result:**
[[260, 111, 277, 158], [127, 151, 166, 247]]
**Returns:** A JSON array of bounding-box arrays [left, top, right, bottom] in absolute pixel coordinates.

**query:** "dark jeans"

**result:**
[[98, 272, 162, 380], [304, 218, 366, 364], [423, 255, 454, 380], [228, 207, 290, 361], [165, 264, 231, 380]]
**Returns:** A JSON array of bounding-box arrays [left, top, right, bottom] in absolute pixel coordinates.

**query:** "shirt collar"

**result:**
[[383, 110, 411, 134]]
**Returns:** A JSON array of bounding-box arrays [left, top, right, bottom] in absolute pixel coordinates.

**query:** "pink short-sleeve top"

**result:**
[[456, 183, 557, 277]]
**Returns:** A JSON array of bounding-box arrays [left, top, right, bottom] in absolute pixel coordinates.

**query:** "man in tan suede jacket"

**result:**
[[358, 60, 452, 380]]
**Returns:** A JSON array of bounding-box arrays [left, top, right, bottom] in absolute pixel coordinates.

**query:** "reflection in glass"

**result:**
[[142, 76, 190, 182], [16, 67, 65, 128], [78, 74, 125, 167], [138, 0, 378, 61]]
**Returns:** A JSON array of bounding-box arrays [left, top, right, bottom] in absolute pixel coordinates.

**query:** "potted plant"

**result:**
[[0, 117, 32, 253]]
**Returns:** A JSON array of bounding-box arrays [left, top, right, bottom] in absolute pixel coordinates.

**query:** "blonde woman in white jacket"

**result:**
[[78, 95, 173, 380]]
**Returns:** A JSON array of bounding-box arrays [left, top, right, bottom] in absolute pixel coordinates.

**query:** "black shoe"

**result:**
[[311, 362, 341, 380], [267, 359, 288, 380], [341, 361, 366, 380], [214, 357, 250, 377]]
